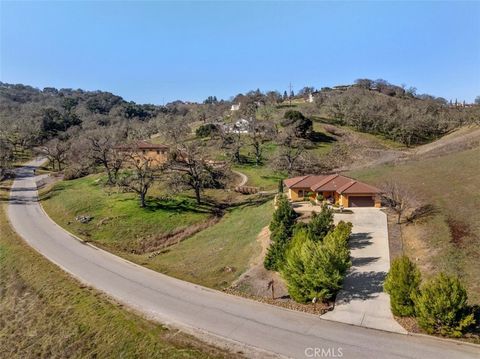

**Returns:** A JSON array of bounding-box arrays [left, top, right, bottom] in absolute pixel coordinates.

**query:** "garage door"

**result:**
[[349, 196, 374, 207]]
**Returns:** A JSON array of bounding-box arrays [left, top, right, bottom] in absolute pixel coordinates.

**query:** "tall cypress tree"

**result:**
[[264, 195, 297, 271]]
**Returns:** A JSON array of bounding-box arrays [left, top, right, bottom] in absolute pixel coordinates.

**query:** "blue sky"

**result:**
[[1, 1, 479, 104]]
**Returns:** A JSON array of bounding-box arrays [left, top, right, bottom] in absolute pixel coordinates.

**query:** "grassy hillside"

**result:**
[[41, 174, 212, 253], [40, 174, 274, 289], [0, 182, 230, 359], [130, 200, 274, 289], [349, 146, 480, 303]]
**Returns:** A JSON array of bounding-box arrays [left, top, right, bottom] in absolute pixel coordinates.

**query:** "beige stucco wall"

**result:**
[[289, 188, 381, 207], [288, 188, 314, 201]]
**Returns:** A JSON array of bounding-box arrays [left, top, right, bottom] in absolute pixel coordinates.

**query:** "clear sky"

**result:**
[[1, 1, 479, 104]]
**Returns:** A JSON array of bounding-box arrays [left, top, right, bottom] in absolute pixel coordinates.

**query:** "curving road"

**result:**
[[7, 159, 480, 359]]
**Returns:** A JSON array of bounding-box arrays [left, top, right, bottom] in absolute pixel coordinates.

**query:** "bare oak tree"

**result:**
[[0, 138, 14, 179], [38, 138, 69, 171], [273, 129, 308, 175], [247, 119, 276, 165], [118, 150, 165, 208], [88, 133, 125, 184], [169, 142, 229, 204], [381, 181, 415, 224]]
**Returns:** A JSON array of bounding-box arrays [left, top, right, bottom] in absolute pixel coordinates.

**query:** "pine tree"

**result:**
[[306, 205, 334, 242], [269, 195, 297, 236], [384, 256, 421, 316], [281, 221, 352, 303], [264, 194, 297, 271], [280, 230, 310, 302], [414, 273, 475, 337]]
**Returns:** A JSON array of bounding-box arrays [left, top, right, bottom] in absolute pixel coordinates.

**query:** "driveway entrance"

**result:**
[[322, 208, 406, 333]]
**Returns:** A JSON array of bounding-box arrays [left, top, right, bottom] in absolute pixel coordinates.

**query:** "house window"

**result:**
[[142, 150, 146, 154], [156, 150, 160, 154]]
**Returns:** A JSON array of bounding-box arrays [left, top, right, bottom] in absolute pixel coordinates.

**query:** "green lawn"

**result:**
[[349, 147, 480, 303], [41, 175, 212, 253], [234, 164, 285, 190], [0, 182, 229, 359], [40, 174, 274, 289], [128, 200, 274, 289]]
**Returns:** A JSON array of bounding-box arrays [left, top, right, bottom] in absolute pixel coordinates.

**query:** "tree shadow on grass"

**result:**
[[309, 131, 337, 144], [143, 197, 214, 214]]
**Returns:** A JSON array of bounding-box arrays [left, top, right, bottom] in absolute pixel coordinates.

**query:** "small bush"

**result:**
[[63, 165, 91, 180], [384, 256, 421, 316], [414, 273, 475, 337], [195, 123, 218, 138]]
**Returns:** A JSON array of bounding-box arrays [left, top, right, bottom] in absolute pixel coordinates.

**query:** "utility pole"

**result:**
[[288, 82, 293, 106]]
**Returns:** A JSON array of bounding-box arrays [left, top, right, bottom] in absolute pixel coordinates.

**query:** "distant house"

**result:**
[[284, 174, 382, 207], [223, 118, 251, 134], [307, 93, 314, 103], [231, 103, 241, 111], [114, 140, 170, 165]]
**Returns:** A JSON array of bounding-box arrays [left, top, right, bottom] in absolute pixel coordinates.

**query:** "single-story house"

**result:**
[[284, 174, 382, 208], [114, 140, 170, 165]]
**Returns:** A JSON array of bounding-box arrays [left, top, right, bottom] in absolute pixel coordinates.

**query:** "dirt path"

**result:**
[[231, 226, 288, 298], [232, 170, 248, 187]]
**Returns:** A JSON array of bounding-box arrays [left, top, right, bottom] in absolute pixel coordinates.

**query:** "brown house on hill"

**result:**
[[114, 140, 170, 165], [284, 174, 382, 208]]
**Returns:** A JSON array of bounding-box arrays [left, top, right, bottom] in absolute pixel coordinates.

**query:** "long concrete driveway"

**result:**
[[7, 160, 480, 359], [322, 208, 406, 333]]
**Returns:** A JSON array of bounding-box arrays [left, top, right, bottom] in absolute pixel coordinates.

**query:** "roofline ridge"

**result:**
[[338, 180, 357, 194], [286, 175, 310, 188], [311, 173, 339, 191]]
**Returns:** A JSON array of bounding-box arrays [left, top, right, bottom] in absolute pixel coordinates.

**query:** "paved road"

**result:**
[[7, 160, 480, 359], [322, 208, 406, 333]]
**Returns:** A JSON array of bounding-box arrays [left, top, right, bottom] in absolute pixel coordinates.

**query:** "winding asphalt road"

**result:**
[[7, 159, 480, 359]]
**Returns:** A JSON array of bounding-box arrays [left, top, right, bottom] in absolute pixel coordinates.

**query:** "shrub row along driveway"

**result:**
[[294, 204, 406, 333], [8, 161, 478, 359]]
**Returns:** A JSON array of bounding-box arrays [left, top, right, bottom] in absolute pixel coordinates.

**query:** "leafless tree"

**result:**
[[169, 142, 229, 204], [157, 118, 191, 145], [218, 126, 244, 164], [247, 119, 276, 165], [0, 138, 14, 179], [38, 138, 69, 171], [381, 181, 415, 224], [273, 129, 308, 175], [118, 151, 166, 208], [87, 132, 125, 184]]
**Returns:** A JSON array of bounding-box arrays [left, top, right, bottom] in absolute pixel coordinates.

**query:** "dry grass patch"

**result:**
[[0, 181, 232, 359]]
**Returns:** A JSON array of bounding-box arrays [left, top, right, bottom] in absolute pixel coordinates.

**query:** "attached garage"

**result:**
[[284, 174, 382, 208], [349, 196, 375, 207]]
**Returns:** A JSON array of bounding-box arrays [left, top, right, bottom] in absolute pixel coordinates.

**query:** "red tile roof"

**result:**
[[283, 175, 309, 188], [284, 174, 381, 195], [337, 181, 381, 194], [115, 140, 169, 151]]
